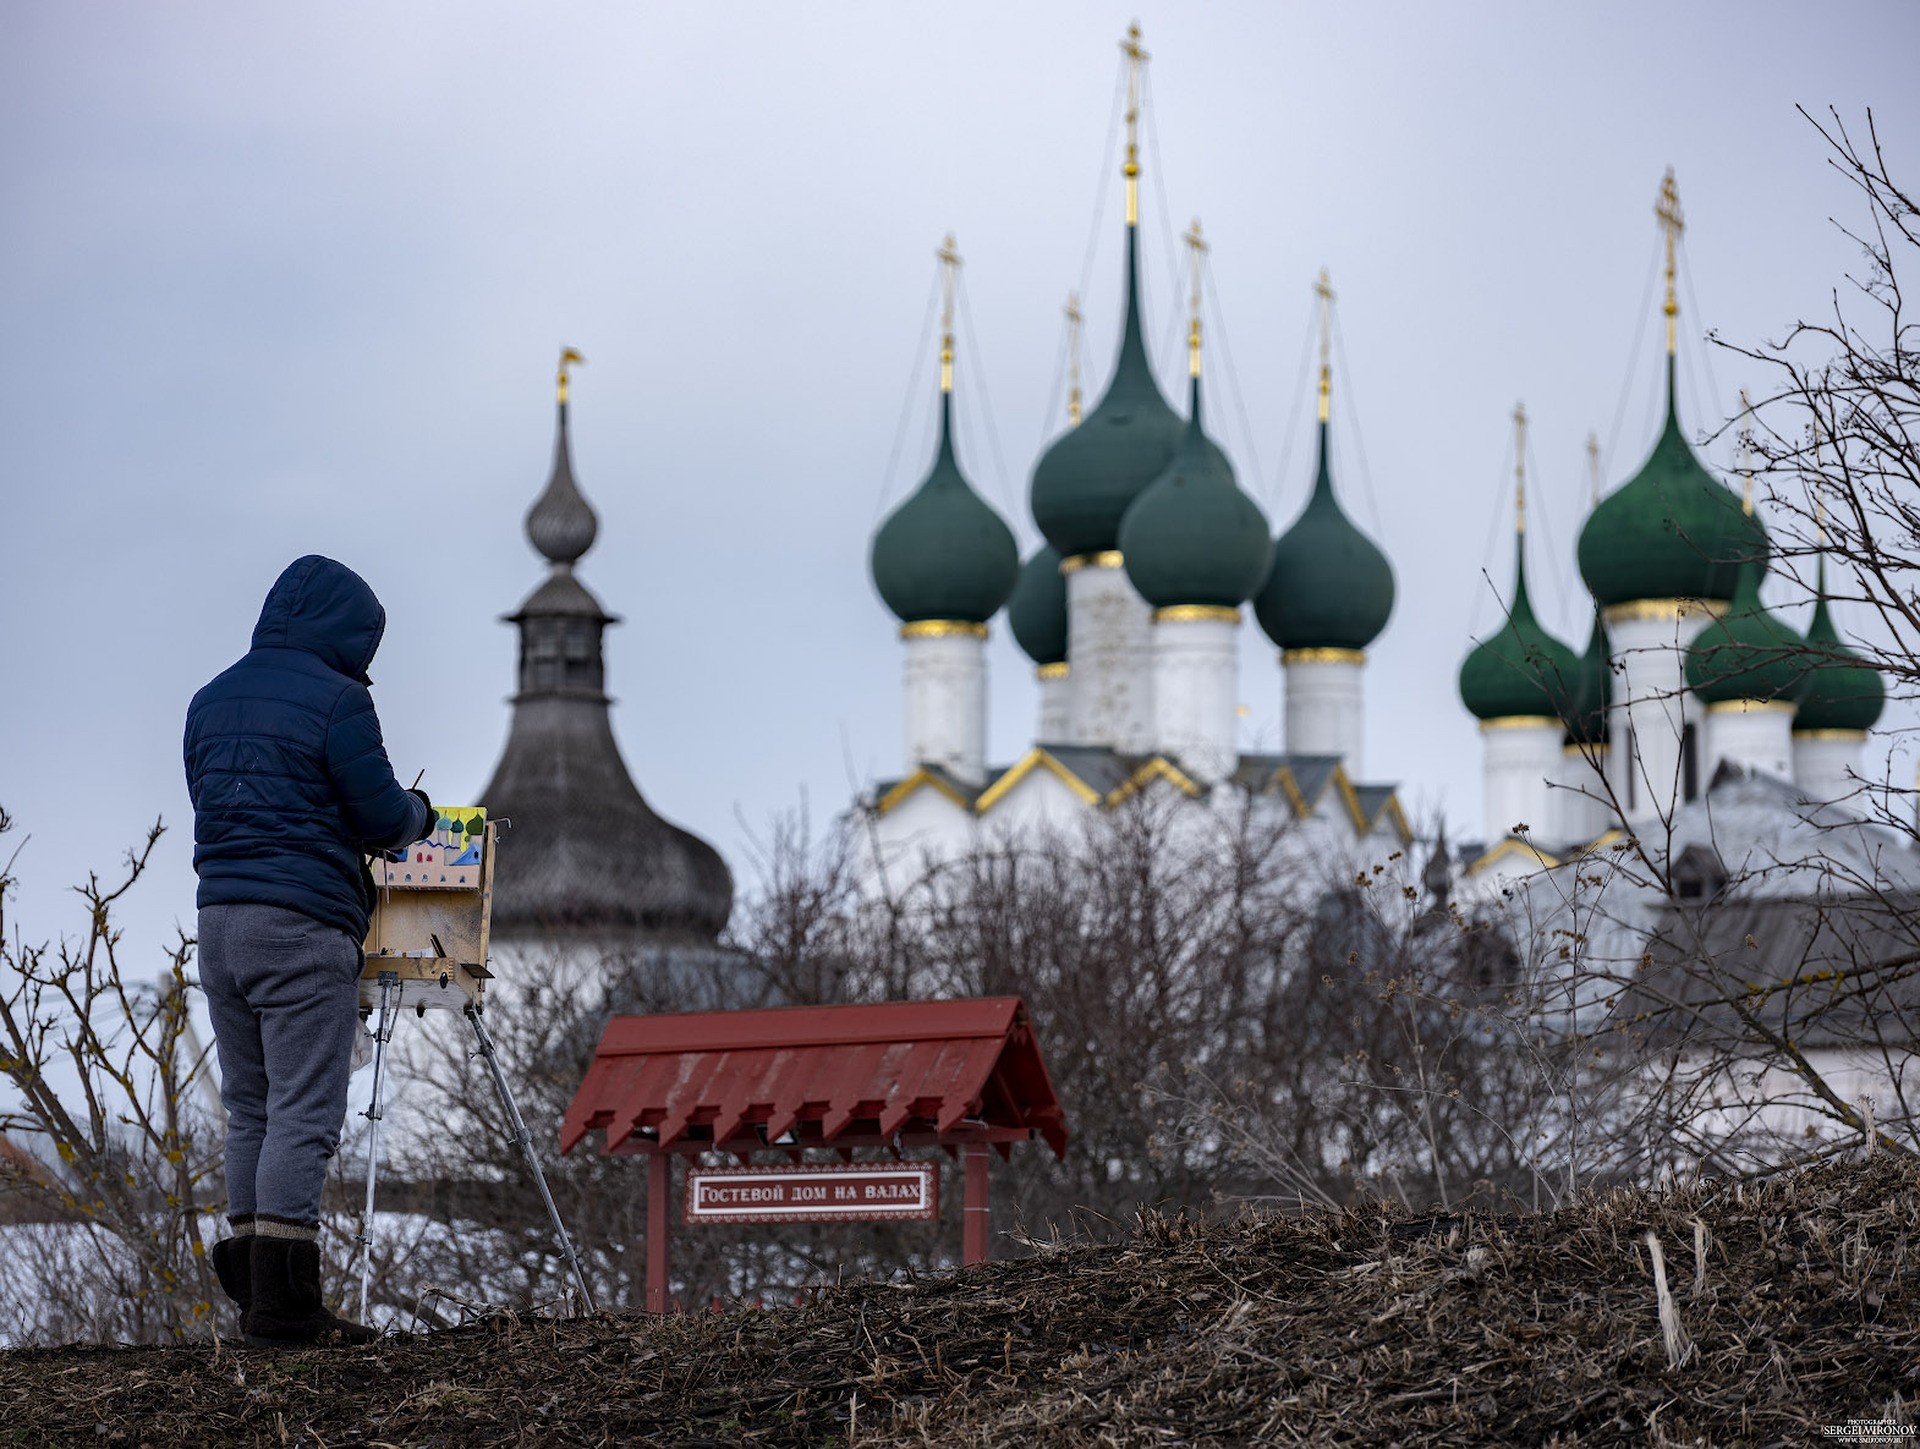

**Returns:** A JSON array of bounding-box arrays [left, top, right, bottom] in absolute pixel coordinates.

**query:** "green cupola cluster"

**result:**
[[1685, 555, 1805, 705], [1254, 409, 1397, 652], [1794, 558, 1883, 730], [1577, 356, 1768, 607], [1029, 168, 1181, 561], [869, 387, 1019, 626], [1119, 375, 1272, 608], [1565, 609, 1613, 745], [1008, 544, 1069, 667], [1459, 527, 1580, 722]]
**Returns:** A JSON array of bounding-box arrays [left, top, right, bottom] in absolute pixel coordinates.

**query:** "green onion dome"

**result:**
[[1578, 357, 1769, 606], [1253, 416, 1396, 651], [1685, 556, 1805, 705], [1458, 531, 1580, 722], [1118, 376, 1272, 609], [870, 390, 1019, 625], [1794, 558, 1883, 731], [1008, 544, 1068, 666], [1030, 223, 1182, 560], [1564, 608, 1614, 745]]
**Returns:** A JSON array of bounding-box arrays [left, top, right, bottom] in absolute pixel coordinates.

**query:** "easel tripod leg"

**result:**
[[465, 1003, 598, 1314], [357, 971, 399, 1325]]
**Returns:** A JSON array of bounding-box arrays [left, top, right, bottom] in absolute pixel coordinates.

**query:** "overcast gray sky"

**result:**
[[3, 2, 1916, 962]]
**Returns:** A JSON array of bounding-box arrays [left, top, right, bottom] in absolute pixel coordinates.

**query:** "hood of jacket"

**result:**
[[249, 555, 387, 682]]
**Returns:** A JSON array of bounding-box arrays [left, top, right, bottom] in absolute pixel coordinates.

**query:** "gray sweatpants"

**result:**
[[198, 903, 361, 1224]]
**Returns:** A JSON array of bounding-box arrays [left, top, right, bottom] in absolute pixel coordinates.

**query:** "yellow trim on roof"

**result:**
[[1106, 756, 1203, 807], [1569, 826, 1630, 856], [1377, 794, 1414, 846], [973, 748, 1102, 814], [1329, 764, 1371, 835], [1268, 764, 1312, 819], [872, 767, 975, 818], [1464, 836, 1562, 878]]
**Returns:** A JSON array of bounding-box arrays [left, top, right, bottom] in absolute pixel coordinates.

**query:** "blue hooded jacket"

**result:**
[[184, 556, 431, 940]]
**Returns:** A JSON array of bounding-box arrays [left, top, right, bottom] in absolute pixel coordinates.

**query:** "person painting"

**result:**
[[183, 555, 434, 1346]]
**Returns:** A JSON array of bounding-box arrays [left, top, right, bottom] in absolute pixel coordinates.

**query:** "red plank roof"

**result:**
[[560, 997, 1067, 1161]]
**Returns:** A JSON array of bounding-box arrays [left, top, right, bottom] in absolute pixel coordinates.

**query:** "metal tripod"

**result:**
[[356, 969, 598, 1322]]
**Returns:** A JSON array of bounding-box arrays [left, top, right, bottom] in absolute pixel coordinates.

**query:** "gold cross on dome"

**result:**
[[1184, 219, 1207, 376], [1314, 268, 1335, 421], [1655, 168, 1685, 348], [1065, 291, 1084, 426], [1120, 23, 1149, 221], [1513, 401, 1529, 536], [936, 233, 961, 393]]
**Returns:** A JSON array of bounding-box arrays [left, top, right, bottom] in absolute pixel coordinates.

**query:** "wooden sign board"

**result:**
[[684, 1163, 938, 1225], [361, 811, 495, 1013]]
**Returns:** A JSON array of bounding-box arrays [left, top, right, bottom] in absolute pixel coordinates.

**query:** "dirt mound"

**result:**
[[5, 1154, 1916, 1446]]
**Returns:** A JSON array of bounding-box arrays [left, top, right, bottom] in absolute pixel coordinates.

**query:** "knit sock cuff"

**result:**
[[254, 1214, 320, 1243], [227, 1213, 257, 1238]]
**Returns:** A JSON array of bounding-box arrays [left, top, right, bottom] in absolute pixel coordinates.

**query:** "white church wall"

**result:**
[[1793, 731, 1866, 808], [862, 787, 975, 896], [1064, 557, 1154, 752], [900, 629, 988, 785], [1282, 651, 1365, 776], [1703, 701, 1794, 784]]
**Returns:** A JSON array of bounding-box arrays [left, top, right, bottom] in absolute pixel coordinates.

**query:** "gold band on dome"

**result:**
[[1563, 741, 1611, 756], [1602, 597, 1727, 625], [899, 620, 988, 641], [1059, 550, 1125, 574], [1793, 727, 1867, 742], [1154, 604, 1239, 624], [1705, 698, 1795, 716], [1036, 661, 1070, 681], [1478, 716, 1561, 732], [1283, 647, 1366, 665]]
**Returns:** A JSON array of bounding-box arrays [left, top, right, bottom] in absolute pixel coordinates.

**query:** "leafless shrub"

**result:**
[[0, 807, 223, 1344]]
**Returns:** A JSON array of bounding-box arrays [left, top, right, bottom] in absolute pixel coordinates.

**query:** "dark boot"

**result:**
[[209, 1236, 252, 1313], [242, 1236, 379, 1347]]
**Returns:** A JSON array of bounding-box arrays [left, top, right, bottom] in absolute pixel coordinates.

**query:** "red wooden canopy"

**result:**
[[560, 996, 1068, 1161]]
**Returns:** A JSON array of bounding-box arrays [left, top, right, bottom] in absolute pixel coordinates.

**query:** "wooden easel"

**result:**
[[357, 814, 595, 1318]]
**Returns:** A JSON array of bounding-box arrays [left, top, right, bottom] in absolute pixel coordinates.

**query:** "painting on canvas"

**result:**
[[382, 806, 487, 889]]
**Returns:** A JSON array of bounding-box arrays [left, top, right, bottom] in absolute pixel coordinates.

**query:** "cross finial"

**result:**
[[1655, 168, 1685, 353], [936, 233, 962, 394], [1184, 218, 1207, 378], [1120, 22, 1149, 225], [1065, 291, 1085, 426], [1739, 386, 1754, 516], [1513, 401, 1529, 536], [1314, 267, 1335, 423], [557, 346, 584, 404], [1585, 430, 1602, 508]]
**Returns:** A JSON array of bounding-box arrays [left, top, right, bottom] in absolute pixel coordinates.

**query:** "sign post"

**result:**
[[561, 997, 1069, 1313]]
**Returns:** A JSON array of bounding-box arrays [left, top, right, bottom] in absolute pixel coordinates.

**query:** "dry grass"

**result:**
[[4, 1153, 1917, 1446]]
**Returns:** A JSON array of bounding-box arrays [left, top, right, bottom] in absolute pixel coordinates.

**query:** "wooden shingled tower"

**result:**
[[480, 351, 733, 944]]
